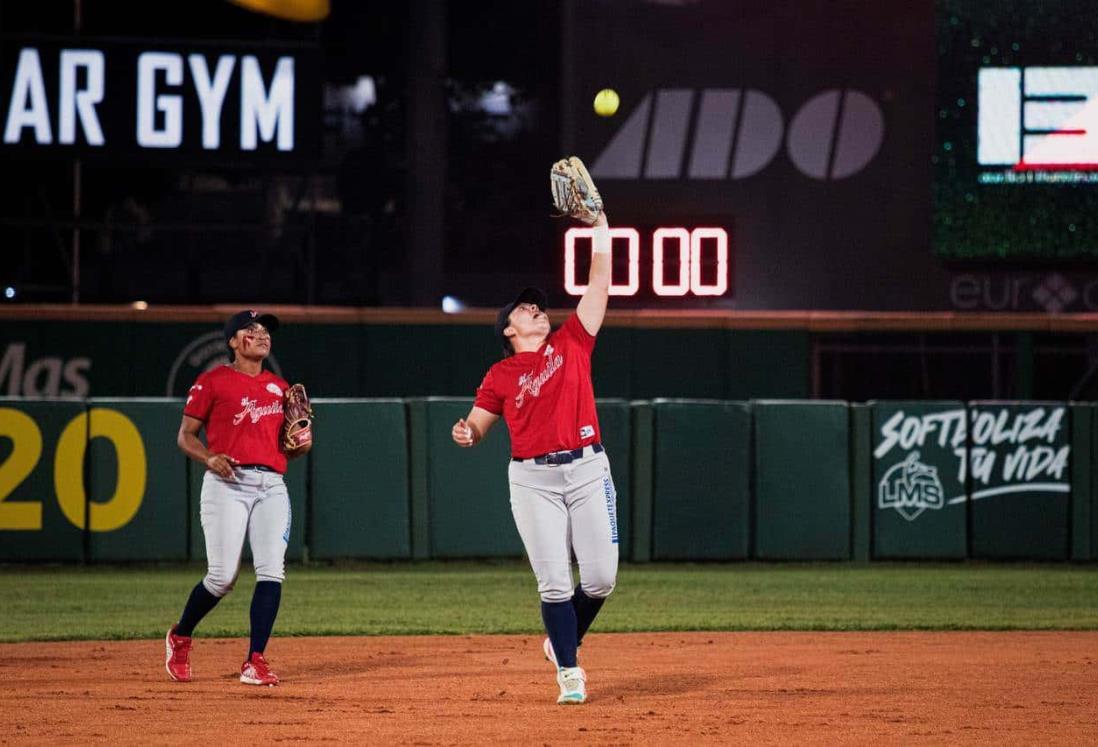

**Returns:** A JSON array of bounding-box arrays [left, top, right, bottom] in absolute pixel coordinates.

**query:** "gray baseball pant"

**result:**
[[200, 469, 291, 598], [508, 448, 619, 603]]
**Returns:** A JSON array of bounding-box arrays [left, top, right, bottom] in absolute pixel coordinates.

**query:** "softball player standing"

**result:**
[[451, 211, 617, 705], [165, 310, 311, 686]]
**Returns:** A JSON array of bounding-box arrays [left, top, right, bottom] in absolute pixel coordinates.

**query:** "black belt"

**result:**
[[512, 443, 604, 466], [236, 464, 278, 473]]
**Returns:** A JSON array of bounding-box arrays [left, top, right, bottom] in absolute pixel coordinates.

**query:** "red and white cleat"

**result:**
[[165, 625, 193, 682], [240, 652, 280, 686]]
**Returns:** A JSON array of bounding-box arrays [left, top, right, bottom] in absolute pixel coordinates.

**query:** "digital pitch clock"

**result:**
[[561, 224, 731, 299]]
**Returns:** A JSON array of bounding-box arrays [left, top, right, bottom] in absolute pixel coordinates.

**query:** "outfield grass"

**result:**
[[0, 562, 1096, 642]]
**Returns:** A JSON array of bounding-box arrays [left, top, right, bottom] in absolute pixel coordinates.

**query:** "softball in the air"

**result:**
[[593, 88, 620, 117]]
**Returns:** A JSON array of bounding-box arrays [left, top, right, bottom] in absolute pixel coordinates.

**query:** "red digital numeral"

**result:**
[[690, 227, 729, 296], [564, 227, 640, 296], [653, 228, 691, 296]]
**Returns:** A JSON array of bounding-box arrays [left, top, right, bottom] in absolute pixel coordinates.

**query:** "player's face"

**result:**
[[233, 323, 272, 360], [508, 303, 550, 338]]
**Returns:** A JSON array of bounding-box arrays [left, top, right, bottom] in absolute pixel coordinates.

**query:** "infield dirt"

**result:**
[[1, 631, 1095, 744]]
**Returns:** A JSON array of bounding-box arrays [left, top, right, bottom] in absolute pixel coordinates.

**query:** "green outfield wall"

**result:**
[[0, 398, 1092, 563], [754, 401, 851, 560], [0, 320, 809, 400], [308, 400, 412, 560], [649, 400, 751, 560]]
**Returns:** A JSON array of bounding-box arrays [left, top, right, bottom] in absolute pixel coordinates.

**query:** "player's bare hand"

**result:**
[[452, 418, 476, 447], [206, 453, 239, 479]]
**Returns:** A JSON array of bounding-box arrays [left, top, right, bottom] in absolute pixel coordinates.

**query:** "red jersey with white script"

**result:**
[[183, 365, 290, 473], [474, 314, 601, 459]]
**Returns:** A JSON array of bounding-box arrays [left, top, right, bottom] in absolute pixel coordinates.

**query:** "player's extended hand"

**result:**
[[451, 418, 476, 448], [206, 453, 239, 479]]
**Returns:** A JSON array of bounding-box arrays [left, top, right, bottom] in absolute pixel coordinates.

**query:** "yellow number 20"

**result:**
[[0, 407, 146, 532]]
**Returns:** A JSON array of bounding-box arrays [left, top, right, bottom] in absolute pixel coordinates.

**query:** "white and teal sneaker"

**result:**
[[556, 666, 587, 705]]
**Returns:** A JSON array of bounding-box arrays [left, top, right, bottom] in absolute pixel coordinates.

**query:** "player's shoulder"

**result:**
[[193, 364, 231, 386], [551, 313, 588, 341], [266, 369, 290, 385], [261, 370, 291, 391], [480, 357, 514, 386], [487, 353, 525, 373]]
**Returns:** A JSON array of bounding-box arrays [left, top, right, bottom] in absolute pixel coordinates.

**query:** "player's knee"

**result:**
[[202, 573, 236, 598], [580, 574, 616, 599], [254, 560, 286, 584], [533, 562, 574, 603], [539, 589, 572, 603], [538, 580, 574, 604]]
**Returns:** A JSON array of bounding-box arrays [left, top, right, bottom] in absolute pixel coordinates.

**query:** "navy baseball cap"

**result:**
[[495, 287, 548, 354], [224, 309, 280, 342]]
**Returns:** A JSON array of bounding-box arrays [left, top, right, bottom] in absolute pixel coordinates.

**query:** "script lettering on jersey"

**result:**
[[514, 353, 564, 409], [233, 396, 283, 426]]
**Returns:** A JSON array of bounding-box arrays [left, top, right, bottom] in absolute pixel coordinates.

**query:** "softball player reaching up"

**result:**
[[165, 310, 312, 686], [451, 157, 617, 705]]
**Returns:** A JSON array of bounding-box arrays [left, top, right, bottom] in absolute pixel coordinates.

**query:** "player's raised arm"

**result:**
[[551, 156, 609, 337], [452, 406, 501, 447], [576, 211, 610, 336]]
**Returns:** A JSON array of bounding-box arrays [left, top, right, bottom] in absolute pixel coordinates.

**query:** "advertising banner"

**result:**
[[1, 37, 321, 163], [968, 401, 1071, 559], [873, 402, 967, 558]]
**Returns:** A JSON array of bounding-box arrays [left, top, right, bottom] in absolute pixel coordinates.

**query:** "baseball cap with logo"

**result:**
[[495, 287, 548, 355], [224, 309, 280, 345]]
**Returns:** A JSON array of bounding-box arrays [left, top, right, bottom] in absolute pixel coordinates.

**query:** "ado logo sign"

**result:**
[[591, 88, 885, 181]]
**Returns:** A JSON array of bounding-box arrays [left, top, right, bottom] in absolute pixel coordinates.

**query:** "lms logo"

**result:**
[[878, 452, 945, 522], [978, 66, 1098, 170]]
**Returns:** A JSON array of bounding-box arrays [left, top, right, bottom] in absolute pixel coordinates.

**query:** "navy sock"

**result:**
[[249, 581, 283, 656], [541, 600, 579, 669], [572, 586, 606, 643], [176, 582, 221, 637]]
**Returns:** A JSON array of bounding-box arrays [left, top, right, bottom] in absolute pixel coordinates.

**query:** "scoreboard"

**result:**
[[934, 0, 1098, 260]]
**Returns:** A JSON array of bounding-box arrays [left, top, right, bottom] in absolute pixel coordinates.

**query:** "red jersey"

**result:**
[[183, 365, 290, 473], [474, 314, 601, 459]]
